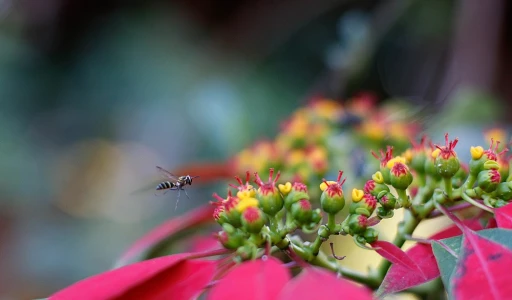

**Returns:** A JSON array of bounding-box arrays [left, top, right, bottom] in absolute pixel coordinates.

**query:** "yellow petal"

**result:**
[[470, 146, 484, 160], [352, 188, 364, 202]]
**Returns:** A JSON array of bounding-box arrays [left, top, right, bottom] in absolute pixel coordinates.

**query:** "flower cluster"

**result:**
[[214, 130, 512, 265], [231, 96, 420, 187]]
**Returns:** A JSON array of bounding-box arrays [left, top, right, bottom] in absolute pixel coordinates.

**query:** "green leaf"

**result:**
[[432, 229, 512, 295], [432, 236, 462, 293], [474, 228, 512, 249]]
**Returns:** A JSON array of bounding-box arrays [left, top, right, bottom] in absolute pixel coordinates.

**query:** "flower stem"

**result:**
[[443, 177, 453, 199], [396, 189, 410, 208], [461, 192, 494, 214], [327, 213, 336, 232], [427, 201, 474, 218]]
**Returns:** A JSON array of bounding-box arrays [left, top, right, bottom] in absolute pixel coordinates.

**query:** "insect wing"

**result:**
[[156, 166, 180, 181]]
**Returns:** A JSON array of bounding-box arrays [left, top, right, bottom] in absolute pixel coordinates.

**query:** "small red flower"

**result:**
[[391, 162, 408, 176], [372, 146, 394, 167], [483, 138, 509, 161], [322, 170, 346, 198], [435, 133, 459, 159], [490, 169, 501, 183], [254, 168, 281, 195], [363, 180, 375, 194]]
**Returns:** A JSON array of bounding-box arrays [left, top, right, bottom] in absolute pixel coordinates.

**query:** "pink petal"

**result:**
[[207, 258, 290, 300], [371, 240, 424, 274], [495, 203, 512, 229], [278, 267, 372, 300], [116, 204, 214, 266], [188, 235, 222, 253], [51, 253, 216, 300], [452, 230, 512, 299]]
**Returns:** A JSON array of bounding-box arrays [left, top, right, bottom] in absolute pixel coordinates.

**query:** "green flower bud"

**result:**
[[407, 135, 428, 173], [254, 169, 284, 216], [241, 207, 266, 233], [377, 191, 397, 210], [281, 182, 309, 209], [388, 161, 413, 190], [410, 151, 427, 174], [349, 194, 377, 217], [320, 171, 346, 214], [217, 230, 245, 249], [494, 199, 509, 208], [477, 169, 501, 193], [311, 208, 323, 224], [291, 199, 313, 224], [363, 179, 389, 197], [496, 181, 512, 200], [433, 133, 460, 178], [380, 166, 391, 185], [363, 228, 379, 244], [212, 192, 242, 227], [346, 214, 368, 235], [371, 146, 394, 185], [469, 139, 508, 175], [377, 207, 394, 219], [424, 154, 442, 181]]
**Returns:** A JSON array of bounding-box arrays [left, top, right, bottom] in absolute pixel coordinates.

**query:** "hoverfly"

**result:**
[[155, 166, 199, 210]]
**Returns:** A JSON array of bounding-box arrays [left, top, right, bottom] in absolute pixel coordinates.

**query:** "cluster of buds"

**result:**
[[214, 130, 512, 264], [212, 169, 323, 259], [231, 97, 421, 189]]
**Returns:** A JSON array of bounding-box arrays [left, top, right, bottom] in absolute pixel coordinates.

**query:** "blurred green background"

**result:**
[[1, 0, 510, 298]]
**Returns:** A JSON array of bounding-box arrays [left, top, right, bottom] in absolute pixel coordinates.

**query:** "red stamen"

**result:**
[[273, 170, 281, 183], [336, 170, 343, 183]]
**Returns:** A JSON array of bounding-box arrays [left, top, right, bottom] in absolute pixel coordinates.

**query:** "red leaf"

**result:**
[[371, 241, 424, 273], [278, 267, 373, 300], [188, 235, 222, 253], [495, 203, 512, 229], [452, 230, 512, 299], [376, 219, 485, 297], [51, 253, 216, 300], [116, 204, 214, 266], [207, 258, 290, 300], [486, 217, 497, 229]]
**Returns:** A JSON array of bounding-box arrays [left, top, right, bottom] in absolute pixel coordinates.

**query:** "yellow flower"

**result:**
[[372, 171, 384, 183], [352, 188, 364, 202], [236, 197, 259, 212], [431, 148, 441, 159], [237, 185, 256, 199], [278, 182, 292, 195], [470, 146, 484, 160], [386, 156, 407, 169]]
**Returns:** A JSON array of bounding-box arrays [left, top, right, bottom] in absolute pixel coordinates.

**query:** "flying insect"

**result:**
[[155, 166, 199, 210]]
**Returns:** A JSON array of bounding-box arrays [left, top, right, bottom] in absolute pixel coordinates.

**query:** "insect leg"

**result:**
[[175, 189, 181, 211], [183, 188, 191, 200]]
